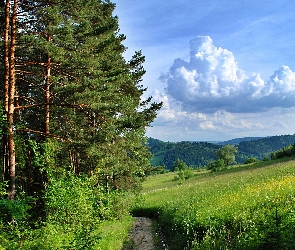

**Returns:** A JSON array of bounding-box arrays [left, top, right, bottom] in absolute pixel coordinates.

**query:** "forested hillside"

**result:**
[[218, 136, 264, 145], [237, 135, 295, 162], [148, 134, 295, 169]]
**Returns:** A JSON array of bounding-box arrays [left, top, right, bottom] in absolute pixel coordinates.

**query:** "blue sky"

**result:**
[[114, 0, 295, 142]]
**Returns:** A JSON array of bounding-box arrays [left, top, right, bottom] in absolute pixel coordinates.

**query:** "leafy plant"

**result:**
[[172, 158, 189, 172], [244, 157, 260, 164], [175, 169, 194, 182], [207, 159, 226, 172], [0, 182, 7, 197], [0, 194, 33, 249]]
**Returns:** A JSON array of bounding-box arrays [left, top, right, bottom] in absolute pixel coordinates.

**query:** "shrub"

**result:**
[[207, 159, 226, 172], [172, 159, 188, 172], [174, 169, 195, 183], [44, 173, 95, 226], [0, 172, 134, 249], [37, 171, 132, 248], [244, 158, 260, 164], [0, 193, 33, 249]]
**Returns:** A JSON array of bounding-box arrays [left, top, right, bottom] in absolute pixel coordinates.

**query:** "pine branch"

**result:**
[[18, 127, 70, 141], [15, 103, 88, 110]]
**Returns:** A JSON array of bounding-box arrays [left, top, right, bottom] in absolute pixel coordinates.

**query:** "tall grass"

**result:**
[[134, 159, 295, 249]]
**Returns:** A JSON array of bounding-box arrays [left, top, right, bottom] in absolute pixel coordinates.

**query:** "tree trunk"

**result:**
[[3, 0, 10, 112], [7, 0, 18, 200], [45, 34, 51, 136], [3, 0, 10, 183]]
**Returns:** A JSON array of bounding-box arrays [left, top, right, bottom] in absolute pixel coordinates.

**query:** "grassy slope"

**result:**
[[135, 158, 295, 249]]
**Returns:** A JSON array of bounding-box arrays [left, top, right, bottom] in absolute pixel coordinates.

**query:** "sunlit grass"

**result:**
[[137, 159, 295, 249], [95, 216, 134, 250], [142, 168, 209, 192]]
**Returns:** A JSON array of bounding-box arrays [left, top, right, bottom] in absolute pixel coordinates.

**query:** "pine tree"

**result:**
[[1, 0, 19, 200]]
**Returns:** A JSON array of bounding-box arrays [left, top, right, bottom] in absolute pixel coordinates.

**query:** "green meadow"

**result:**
[[133, 158, 295, 249]]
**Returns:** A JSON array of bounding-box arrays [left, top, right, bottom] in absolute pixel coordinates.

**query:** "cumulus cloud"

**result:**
[[160, 36, 295, 113], [151, 89, 264, 132], [147, 96, 295, 142]]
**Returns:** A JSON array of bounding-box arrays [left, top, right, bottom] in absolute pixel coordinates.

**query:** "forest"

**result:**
[[148, 134, 295, 169], [0, 0, 162, 248]]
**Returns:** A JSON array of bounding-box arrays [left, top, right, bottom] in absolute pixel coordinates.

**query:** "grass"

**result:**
[[95, 216, 134, 250], [134, 158, 295, 249], [142, 169, 209, 192]]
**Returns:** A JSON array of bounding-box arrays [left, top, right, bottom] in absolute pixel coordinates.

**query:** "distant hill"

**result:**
[[147, 134, 295, 170], [217, 137, 264, 145]]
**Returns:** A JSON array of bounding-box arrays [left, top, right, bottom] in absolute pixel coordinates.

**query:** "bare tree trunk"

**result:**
[[7, 0, 18, 200], [45, 34, 51, 136], [3, 0, 10, 183], [3, 0, 10, 112]]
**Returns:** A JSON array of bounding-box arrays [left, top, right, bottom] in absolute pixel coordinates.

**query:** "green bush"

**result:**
[[244, 157, 260, 164], [0, 182, 7, 197], [172, 158, 188, 172], [44, 173, 96, 226], [0, 193, 33, 249], [0, 171, 136, 249], [38, 171, 132, 249], [180, 169, 194, 180], [207, 159, 226, 172]]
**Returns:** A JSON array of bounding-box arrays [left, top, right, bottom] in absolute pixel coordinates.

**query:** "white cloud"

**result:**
[[151, 89, 265, 133], [161, 36, 295, 113], [147, 103, 295, 142], [270, 66, 295, 93], [199, 120, 217, 130]]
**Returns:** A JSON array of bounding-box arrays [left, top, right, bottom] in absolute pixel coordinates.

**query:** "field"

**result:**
[[133, 158, 295, 249]]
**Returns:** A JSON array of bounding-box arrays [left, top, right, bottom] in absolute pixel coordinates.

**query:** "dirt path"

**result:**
[[124, 217, 167, 250]]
